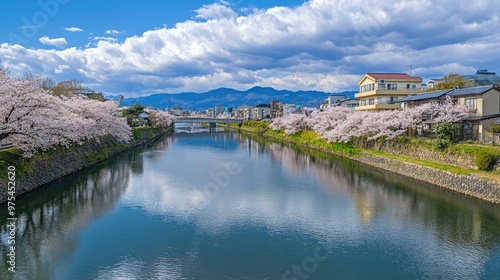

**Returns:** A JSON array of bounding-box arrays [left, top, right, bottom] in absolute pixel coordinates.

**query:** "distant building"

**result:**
[[172, 106, 183, 116], [236, 105, 253, 120], [283, 104, 297, 117], [462, 70, 500, 86], [206, 108, 215, 118], [252, 104, 270, 120], [355, 73, 423, 111], [214, 105, 225, 117], [270, 100, 283, 118], [426, 78, 445, 89]]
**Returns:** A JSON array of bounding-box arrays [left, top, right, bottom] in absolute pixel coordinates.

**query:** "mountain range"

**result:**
[[114, 87, 356, 110]]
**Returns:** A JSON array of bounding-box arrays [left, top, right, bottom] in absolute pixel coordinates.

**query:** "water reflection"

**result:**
[[0, 151, 137, 280]]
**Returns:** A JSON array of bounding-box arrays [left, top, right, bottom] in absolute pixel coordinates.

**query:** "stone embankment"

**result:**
[[0, 128, 171, 204], [354, 153, 500, 204]]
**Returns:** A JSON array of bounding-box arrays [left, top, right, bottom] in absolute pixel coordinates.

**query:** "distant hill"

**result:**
[[115, 86, 356, 110]]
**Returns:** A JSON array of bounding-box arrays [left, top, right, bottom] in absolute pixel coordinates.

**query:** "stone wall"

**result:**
[[354, 139, 478, 169], [353, 153, 500, 204], [0, 129, 168, 204]]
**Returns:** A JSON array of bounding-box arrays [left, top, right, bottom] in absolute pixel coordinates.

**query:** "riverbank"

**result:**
[[0, 126, 173, 204], [223, 122, 500, 204]]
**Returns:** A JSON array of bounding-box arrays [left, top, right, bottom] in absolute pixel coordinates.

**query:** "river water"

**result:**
[[1, 128, 500, 279]]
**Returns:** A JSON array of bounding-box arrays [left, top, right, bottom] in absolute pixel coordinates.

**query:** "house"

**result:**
[[448, 85, 500, 134], [398, 89, 452, 111], [322, 94, 348, 108], [355, 73, 423, 111], [426, 78, 445, 90], [339, 98, 359, 108], [137, 112, 149, 126]]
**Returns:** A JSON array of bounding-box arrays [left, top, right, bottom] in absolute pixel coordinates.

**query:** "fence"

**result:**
[[414, 129, 500, 144]]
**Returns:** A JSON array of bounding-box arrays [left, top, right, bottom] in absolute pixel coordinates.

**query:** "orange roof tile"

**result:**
[[366, 73, 422, 80]]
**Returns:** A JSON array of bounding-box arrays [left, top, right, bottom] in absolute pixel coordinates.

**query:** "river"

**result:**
[[1, 128, 500, 279]]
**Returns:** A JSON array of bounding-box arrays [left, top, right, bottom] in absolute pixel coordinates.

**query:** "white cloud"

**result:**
[[1, 0, 499, 96], [105, 29, 125, 35], [92, 37, 118, 43], [54, 65, 70, 74], [39, 36, 67, 48], [64, 27, 84, 32]]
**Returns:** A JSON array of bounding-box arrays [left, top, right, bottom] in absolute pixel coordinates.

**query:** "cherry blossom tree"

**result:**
[[270, 99, 470, 143], [64, 95, 132, 142], [148, 110, 176, 128], [1, 68, 131, 156], [270, 113, 308, 135]]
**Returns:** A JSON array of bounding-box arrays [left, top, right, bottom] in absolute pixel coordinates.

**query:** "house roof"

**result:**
[[448, 85, 497, 97], [340, 98, 359, 102], [462, 113, 500, 121], [397, 89, 451, 102], [366, 73, 422, 80]]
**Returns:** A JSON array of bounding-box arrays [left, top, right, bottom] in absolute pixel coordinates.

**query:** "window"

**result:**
[[411, 84, 416, 89], [378, 80, 386, 90], [386, 84, 397, 90], [465, 98, 477, 110], [368, 98, 374, 105]]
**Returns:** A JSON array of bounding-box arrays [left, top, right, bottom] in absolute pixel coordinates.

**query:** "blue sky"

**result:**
[[1, 0, 499, 96]]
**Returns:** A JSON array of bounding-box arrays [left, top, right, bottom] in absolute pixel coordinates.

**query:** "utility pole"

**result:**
[[408, 64, 414, 75]]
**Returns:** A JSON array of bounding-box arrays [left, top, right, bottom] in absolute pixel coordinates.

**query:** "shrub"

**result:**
[[433, 122, 457, 150], [490, 124, 500, 133], [475, 151, 497, 171]]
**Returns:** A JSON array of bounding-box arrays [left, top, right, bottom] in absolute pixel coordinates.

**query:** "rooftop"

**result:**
[[366, 73, 423, 80], [398, 89, 452, 102], [448, 85, 497, 97]]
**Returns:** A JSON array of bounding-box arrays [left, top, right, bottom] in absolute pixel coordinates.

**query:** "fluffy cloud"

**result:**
[[105, 29, 125, 35], [64, 27, 84, 32], [2, 0, 500, 96], [38, 36, 67, 48]]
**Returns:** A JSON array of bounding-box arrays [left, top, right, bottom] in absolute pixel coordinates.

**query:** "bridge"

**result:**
[[175, 117, 243, 126]]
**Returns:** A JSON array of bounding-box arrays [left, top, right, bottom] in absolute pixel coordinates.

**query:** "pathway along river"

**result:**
[[1, 127, 500, 279]]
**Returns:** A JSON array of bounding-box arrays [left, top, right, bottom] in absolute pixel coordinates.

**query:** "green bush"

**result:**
[[475, 151, 497, 171], [434, 122, 457, 150], [490, 124, 500, 133]]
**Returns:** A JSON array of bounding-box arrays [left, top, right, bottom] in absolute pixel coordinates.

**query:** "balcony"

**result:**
[[355, 88, 421, 99], [355, 103, 401, 111]]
